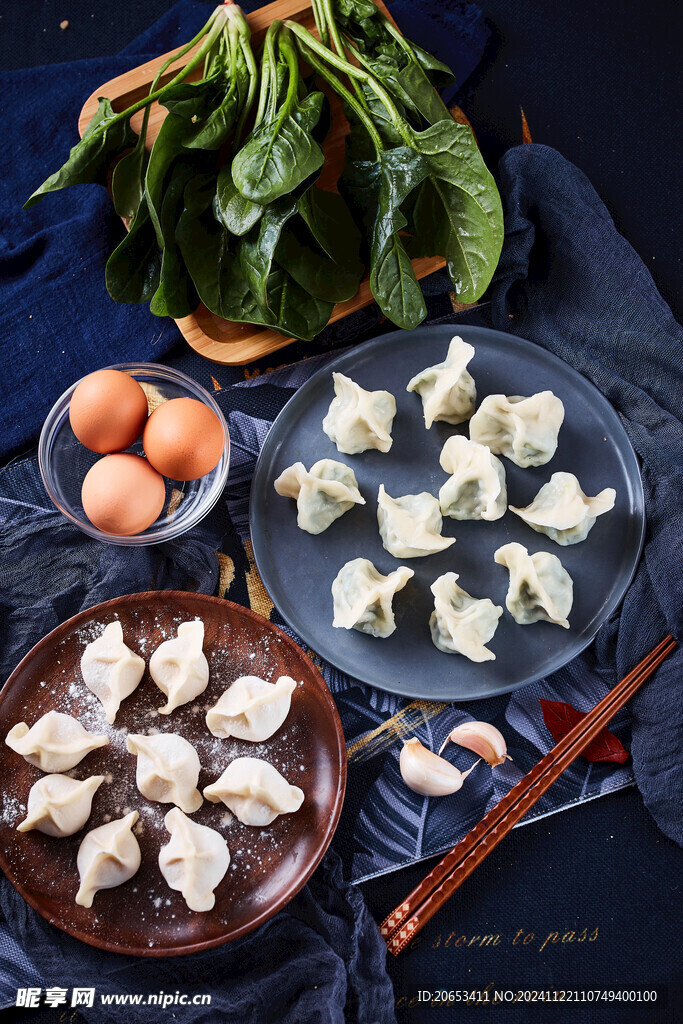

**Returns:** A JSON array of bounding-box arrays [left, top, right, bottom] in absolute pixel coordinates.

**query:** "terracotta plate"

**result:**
[[0, 593, 346, 956]]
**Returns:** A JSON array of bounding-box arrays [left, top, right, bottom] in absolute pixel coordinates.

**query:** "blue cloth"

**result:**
[[490, 143, 683, 845], [0, 0, 489, 462]]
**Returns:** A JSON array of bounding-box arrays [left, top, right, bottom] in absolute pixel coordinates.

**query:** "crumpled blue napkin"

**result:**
[[489, 143, 683, 846]]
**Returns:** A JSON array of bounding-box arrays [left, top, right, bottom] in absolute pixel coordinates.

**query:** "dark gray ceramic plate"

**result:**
[[250, 325, 645, 701]]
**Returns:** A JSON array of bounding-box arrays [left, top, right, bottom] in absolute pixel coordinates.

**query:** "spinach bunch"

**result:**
[[176, 22, 363, 341], [23, 0, 503, 341], [287, 0, 504, 329]]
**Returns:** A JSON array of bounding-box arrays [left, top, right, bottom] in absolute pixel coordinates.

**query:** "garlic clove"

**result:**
[[438, 721, 511, 767], [399, 737, 479, 796]]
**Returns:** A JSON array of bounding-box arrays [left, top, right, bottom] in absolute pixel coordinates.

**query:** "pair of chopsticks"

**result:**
[[380, 634, 677, 956]]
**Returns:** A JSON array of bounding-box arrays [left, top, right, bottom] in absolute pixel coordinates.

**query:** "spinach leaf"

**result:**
[[150, 160, 198, 319], [24, 98, 136, 209], [111, 128, 149, 220], [215, 167, 264, 235], [275, 223, 361, 303], [144, 112, 193, 248], [239, 196, 299, 310], [231, 114, 324, 205], [105, 196, 160, 304], [368, 147, 428, 329]]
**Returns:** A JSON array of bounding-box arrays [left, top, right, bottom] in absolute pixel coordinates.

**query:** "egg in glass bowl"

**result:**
[[39, 363, 230, 546]]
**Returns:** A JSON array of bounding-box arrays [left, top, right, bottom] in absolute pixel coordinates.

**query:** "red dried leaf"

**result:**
[[539, 699, 629, 764], [520, 107, 533, 144]]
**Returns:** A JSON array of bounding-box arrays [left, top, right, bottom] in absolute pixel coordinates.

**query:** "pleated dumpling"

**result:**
[[75, 811, 141, 908], [17, 774, 105, 837], [158, 808, 230, 912], [406, 336, 476, 428], [332, 557, 414, 638], [5, 711, 109, 773], [495, 542, 573, 628], [204, 758, 304, 827], [470, 392, 565, 468], [126, 733, 202, 813], [438, 435, 507, 522], [509, 472, 616, 545], [274, 459, 365, 534], [150, 621, 209, 715], [80, 620, 145, 724], [377, 484, 455, 558], [206, 675, 296, 743], [322, 372, 396, 455], [429, 573, 503, 662]]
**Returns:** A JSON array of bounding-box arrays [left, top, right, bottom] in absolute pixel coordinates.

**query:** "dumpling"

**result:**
[[377, 484, 455, 558], [80, 620, 145, 724], [206, 675, 296, 742], [17, 774, 105, 837], [469, 392, 565, 468], [438, 435, 507, 521], [274, 459, 365, 534], [75, 811, 141, 907], [509, 472, 616, 545], [5, 711, 109, 773], [150, 621, 209, 715], [406, 336, 476, 428], [494, 542, 573, 628], [159, 807, 230, 912], [429, 573, 503, 662], [322, 372, 396, 455], [126, 733, 202, 813], [331, 557, 414, 638], [203, 757, 304, 826]]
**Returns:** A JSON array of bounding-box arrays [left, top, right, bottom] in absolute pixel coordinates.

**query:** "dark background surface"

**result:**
[[0, 1, 681, 1022]]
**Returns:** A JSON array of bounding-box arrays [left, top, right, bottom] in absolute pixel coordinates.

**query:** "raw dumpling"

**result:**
[[469, 392, 565, 468], [406, 336, 476, 428], [17, 774, 105, 837], [159, 808, 230, 912], [322, 372, 396, 455], [80, 620, 145, 724], [274, 459, 365, 534], [377, 484, 455, 558], [150, 621, 209, 715], [75, 811, 141, 908], [494, 542, 573, 628], [429, 573, 503, 662], [5, 711, 109, 773], [332, 557, 414, 638], [206, 675, 296, 742], [126, 733, 202, 814], [204, 757, 304, 826], [509, 472, 616, 545], [438, 435, 507, 521]]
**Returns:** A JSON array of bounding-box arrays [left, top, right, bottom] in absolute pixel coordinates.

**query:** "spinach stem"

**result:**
[[318, 0, 366, 108], [284, 20, 412, 145], [293, 36, 382, 159]]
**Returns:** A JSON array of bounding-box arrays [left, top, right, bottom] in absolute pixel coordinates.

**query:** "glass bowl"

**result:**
[[39, 363, 230, 546]]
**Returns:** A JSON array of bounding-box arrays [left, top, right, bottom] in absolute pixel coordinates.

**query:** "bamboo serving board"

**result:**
[[79, 0, 447, 365]]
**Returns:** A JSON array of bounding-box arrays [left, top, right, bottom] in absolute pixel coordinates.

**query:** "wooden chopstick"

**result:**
[[380, 635, 677, 956]]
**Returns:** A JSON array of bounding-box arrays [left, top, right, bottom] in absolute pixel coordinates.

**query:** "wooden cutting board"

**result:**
[[78, 0, 448, 365]]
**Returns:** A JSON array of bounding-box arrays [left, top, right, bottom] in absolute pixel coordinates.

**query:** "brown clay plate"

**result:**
[[0, 592, 346, 956]]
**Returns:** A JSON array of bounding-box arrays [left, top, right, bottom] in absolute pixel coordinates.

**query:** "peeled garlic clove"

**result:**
[[439, 721, 510, 767], [399, 737, 478, 796]]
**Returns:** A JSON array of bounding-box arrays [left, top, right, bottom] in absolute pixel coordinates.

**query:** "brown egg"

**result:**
[[143, 398, 225, 481], [81, 454, 166, 536], [69, 370, 148, 454]]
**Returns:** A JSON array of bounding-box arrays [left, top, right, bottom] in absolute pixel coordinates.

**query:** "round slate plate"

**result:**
[[0, 593, 346, 956], [250, 324, 645, 701]]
